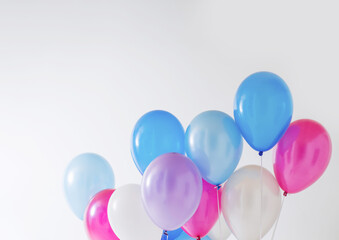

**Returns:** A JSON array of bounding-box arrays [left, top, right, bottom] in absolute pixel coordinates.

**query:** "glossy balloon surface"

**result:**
[[273, 119, 332, 194], [167, 228, 184, 240], [141, 153, 202, 231], [131, 110, 185, 174], [185, 111, 243, 185], [64, 153, 115, 220], [107, 184, 162, 240], [207, 214, 231, 240], [182, 180, 221, 238], [176, 231, 211, 240], [234, 72, 293, 151], [84, 189, 119, 240], [222, 165, 281, 240]]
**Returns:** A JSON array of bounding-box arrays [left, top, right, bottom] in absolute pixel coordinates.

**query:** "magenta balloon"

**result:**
[[182, 179, 221, 238], [141, 153, 203, 231], [85, 189, 119, 240], [273, 119, 332, 194]]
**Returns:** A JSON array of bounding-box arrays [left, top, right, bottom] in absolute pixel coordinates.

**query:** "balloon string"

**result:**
[[216, 184, 222, 240], [259, 151, 263, 240], [271, 192, 287, 240]]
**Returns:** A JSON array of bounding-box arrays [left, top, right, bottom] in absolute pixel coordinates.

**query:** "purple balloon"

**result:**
[[141, 153, 203, 231]]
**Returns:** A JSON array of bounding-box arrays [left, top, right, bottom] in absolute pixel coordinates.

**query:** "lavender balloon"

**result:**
[[141, 153, 203, 231]]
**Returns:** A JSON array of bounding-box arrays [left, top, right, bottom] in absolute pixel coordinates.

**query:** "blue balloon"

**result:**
[[167, 228, 184, 240], [176, 230, 211, 240], [234, 71, 293, 152], [131, 110, 185, 174], [185, 111, 243, 185], [64, 153, 115, 220]]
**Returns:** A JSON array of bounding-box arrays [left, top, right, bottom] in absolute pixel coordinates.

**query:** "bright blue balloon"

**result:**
[[167, 228, 183, 240], [185, 111, 243, 185], [234, 71, 293, 152], [176, 230, 211, 240], [64, 153, 115, 220], [131, 110, 185, 174]]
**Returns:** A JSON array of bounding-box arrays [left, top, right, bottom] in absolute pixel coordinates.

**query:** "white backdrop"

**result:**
[[0, 0, 338, 239]]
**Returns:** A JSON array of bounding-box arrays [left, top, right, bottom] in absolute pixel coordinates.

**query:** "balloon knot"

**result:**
[[283, 191, 288, 197], [161, 231, 168, 240], [259, 151, 263, 156], [217, 184, 222, 190], [197, 237, 201, 240]]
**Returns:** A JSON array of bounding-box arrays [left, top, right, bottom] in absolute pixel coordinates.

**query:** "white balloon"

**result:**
[[107, 184, 163, 240], [208, 214, 232, 240], [221, 165, 281, 240]]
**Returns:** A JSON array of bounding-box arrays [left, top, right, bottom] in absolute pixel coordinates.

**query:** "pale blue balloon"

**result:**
[[64, 153, 115, 220], [185, 111, 243, 185], [234, 71, 293, 152]]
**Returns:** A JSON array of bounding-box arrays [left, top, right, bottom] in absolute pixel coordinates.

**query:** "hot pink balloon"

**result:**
[[273, 119, 332, 194], [182, 179, 221, 238], [85, 189, 119, 240]]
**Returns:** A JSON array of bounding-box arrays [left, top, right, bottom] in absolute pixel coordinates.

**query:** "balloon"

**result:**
[[234, 71, 293, 152], [131, 110, 185, 174], [273, 119, 332, 194], [167, 228, 184, 240], [64, 153, 115, 220], [221, 165, 281, 240], [207, 214, 231, 240], [182, 179, 221, 238], [84, 189, 119, 240], [185, 110, 243, 185], [107, 184, 162, 240], [141, 153, 203, 231], [176, 231, 211, 240]]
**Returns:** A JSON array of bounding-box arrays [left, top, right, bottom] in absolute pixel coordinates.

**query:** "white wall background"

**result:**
[[0, 0, 338, 239]]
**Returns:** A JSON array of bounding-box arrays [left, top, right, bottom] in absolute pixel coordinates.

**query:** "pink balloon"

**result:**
[[182, 179, 221, 238], [273, 119, 332, 194], [85, 189, 119, 240]]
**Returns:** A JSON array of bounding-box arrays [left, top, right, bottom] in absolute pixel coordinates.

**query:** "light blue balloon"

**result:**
[[185, 111, 243, 185], [63, 153, 115, 220], [176, 230, 211, 240], [131, 110, 185, 174], [234, 71, 293, 152]]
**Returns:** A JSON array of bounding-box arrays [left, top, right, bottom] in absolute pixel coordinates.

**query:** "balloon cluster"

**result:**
[[64, 72, 332, 240]]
